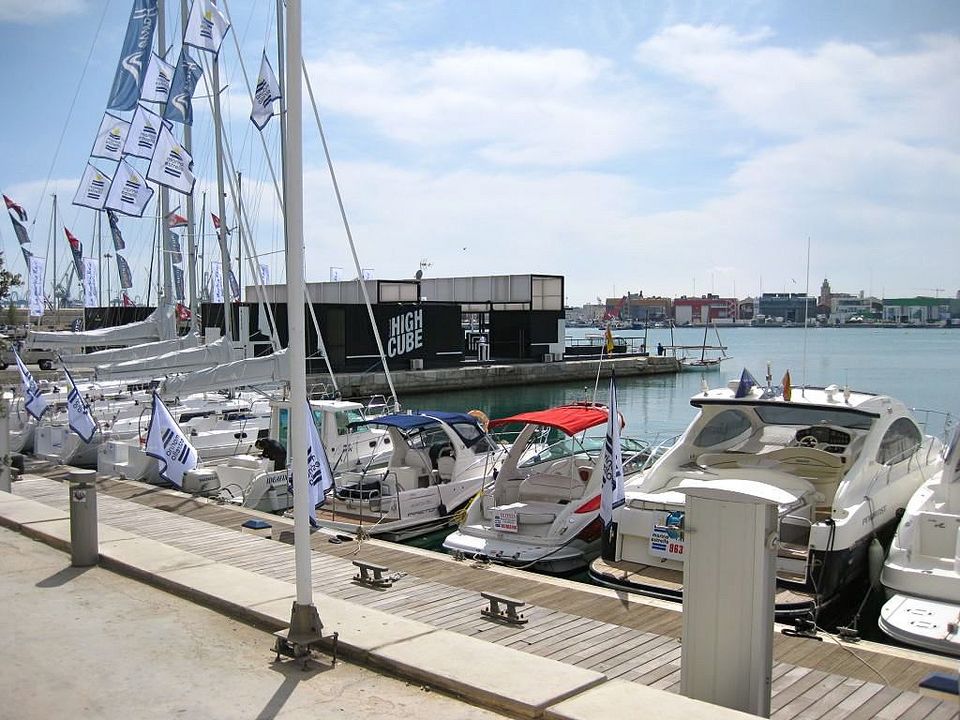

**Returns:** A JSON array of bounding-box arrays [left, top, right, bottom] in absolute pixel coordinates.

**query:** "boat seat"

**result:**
[[436, 454, 455, 482], [517, 471, 586, 503], [228, 454, 264, 469], [698, 448, 844, 506]]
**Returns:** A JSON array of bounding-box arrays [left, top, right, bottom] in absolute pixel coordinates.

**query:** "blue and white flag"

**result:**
[[164, 48, 203, 125], [90, 112, 131, 161], [14, 349, 48, 420], [600, 373, 625, 528], [64, 365, 97, 443], [144, 391, 198, 487], [105, 159, 154, 217], [228, 269, 240, 301], [210, 261, 223, 303], [147, 124, 196, 195], [73, 163, 112, 211], [123, 103, 167, 160], [173, 265, 185, 301], [116, 253, 134, 289], [106, 0, 159, 111], [250, 53, 281, 130], [305, 402, 334, 521], [734, 368, 759, 399], [107, 210, 126, 251], [141, 52, 174, 104], [184, 0, 231, 55], [167, 231, 183, 264], [28, 256, 45, 317], [83, 259, 99, 308]]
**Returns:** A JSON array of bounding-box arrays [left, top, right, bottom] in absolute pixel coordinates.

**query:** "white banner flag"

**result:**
[[600, 374, 625, 528], [83, 258, 98, 308], [144, 391, 198, 487], [28, 255, 45, 317], [184, 0, 231, 55], [122, 103, 168, 160], [105, 159, 154, 217], [147, 124, 196, 195], [90, 112, 131, 161], [258, 262, 270, 286], [141, 53, 174, 104], [304, 402, 334, 521], [14, 349, 48, 419], [250, 52, 281, 130], [64, 367, 97, 443], [210, 261, 223, 303], [73, 163, 112, 211]]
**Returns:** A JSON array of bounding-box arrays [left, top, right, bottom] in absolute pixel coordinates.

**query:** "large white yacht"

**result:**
[[589, 376, 945, 620]]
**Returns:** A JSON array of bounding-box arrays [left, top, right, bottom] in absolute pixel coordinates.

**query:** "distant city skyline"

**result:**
[[1, 1, 957, 307]]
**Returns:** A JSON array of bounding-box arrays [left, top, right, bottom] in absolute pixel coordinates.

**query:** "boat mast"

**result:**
[[284, 0, 322, 634], [181, 0, 199, 334], [210, 52, 235, 340], [156, 0, 174, 308], [51, 194, 58, 312]]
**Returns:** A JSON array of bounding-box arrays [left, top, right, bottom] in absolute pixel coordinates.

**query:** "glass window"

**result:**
[[877, 417, 922, 465], [693, 409, 752, 448], [278, 408, 289, 451]]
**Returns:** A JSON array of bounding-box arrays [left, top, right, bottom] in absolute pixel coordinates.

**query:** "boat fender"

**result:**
[[867, 537, 884, 589], [438, 504, 447, 516]]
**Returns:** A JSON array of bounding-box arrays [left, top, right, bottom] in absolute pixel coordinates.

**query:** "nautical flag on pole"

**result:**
[[600, 372, 625, 559], [604, 324, 614, 353], [21, 246, 32, 268], [106, 0, 159, 111], [304, 402, 335, 520], [259, 262, 270, 286], [147, 124, 196, 195], [3, 194, 27, 222], [106, 209, 126, 250], [211, 212, 231, 234], [144, 391, 198, 488], [64, 228, 84, 279], [73, 163, 112, 211], [28, 256, 45, 317], [210, 262, 224, 303], [166, 211, 188, 228], [782, 370, 792, 401], [122, 292, 134, 307], [734, 368, 759, 399], [141, 52, 174, 104], [63, 365, 97, 443], [116, 253, 134, 289], [4, 195, 31, 247], [105, 159, 154, 217], [250, 53, 281, 130], [173, 265, 185, 301], [90, 112, 131, 161], [184, 0, 231, 55], [163, 48, 203, 125], [83, 259, 98, 308], [14, 348, 48, 420], [123, 103, 168, 160], [167, 231, 183, 264], [228, 270, 240, 302]]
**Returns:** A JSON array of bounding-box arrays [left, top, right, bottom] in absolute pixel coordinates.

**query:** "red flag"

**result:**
[[211, 213, 232, 234], [64, 227, 81, 252], [3, 194, 27, 222], [166, 212, 188, 228], [176, 303, 192, 321], [122, 292, 134, 307]]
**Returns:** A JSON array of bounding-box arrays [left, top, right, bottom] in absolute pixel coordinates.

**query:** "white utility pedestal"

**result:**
[[679, 485, 780, 718]]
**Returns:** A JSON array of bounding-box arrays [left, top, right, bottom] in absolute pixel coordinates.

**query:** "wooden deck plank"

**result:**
[[773, 673, 847, 720]]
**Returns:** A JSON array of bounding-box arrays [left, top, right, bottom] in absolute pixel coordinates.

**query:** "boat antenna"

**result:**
[[591, 323, 612, 404], [801, 236, 811, 397]]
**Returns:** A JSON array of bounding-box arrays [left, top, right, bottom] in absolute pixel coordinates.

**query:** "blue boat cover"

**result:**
[[363, 411, 478, 430]]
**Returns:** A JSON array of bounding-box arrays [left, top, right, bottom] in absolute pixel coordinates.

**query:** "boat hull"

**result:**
[[879, 594, 960, 657]]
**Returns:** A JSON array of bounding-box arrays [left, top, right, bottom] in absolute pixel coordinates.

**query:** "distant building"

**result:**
[[882, 297, 952, 325], [738, 297, 755, 321], [756, 293, 816, 324], [831, 294, 882, 324], [672, 294, 738, 325]]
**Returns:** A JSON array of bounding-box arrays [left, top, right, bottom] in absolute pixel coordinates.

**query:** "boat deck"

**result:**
[[13, 463, 959, 720]]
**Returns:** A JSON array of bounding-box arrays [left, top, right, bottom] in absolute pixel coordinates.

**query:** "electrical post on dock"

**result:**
[[679, 486, 778, 718]]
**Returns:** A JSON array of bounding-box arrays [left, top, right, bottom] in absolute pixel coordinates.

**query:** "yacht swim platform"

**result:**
[[11, 463, 959, 720]]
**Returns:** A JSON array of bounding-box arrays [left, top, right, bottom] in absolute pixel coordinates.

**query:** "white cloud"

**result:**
[[0, 0, 87, 25], [303, 47, 669, 166]]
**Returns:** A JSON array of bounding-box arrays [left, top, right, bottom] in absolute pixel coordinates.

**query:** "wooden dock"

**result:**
[[13, 465, 959, 720]]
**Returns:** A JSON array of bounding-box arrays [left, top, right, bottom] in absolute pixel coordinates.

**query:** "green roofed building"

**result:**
[[881, 297, 953, 324]]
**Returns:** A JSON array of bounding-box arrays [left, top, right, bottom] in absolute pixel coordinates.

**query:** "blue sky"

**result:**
[[0, 0, 957, 306]]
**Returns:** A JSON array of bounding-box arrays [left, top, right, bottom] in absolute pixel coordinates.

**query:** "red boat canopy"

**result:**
[[488, 403, 610, 436]]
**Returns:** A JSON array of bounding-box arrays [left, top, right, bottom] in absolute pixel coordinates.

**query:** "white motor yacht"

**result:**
[[442, 403, 649, 574], [589, 377, 945, 620], [880, 426, 960, 655]]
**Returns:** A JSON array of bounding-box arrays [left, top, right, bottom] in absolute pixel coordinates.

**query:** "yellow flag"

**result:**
[[782, 370, 792, 401], [605, 325, 614, 353]]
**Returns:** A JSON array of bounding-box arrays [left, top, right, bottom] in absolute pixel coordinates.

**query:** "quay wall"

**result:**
[[317, 356, 679, 398]]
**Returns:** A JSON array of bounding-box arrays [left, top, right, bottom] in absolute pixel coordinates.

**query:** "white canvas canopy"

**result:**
[[159, 350, 288, 398], [94, 336, 242, 379], [60, 333, 201, 366], [25, 304, 177, 350]]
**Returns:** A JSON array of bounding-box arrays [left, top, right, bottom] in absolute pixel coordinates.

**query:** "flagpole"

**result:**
[[156, 0, 174, 308], [211, 54, 235, 340], [182, 0, 199, 334], [283, 0, 323, 647]]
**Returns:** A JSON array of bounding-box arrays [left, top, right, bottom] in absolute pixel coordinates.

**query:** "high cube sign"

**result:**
[[386, 308, 424, 357]]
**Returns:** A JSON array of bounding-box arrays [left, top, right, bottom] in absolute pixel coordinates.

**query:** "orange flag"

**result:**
[[782, 370, 792, 401]]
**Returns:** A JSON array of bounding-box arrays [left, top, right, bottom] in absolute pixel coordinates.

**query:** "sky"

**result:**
[[0, 0, 957, 307]]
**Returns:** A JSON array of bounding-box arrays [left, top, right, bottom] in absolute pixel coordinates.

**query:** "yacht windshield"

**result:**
[[753, 406, 874, 430]]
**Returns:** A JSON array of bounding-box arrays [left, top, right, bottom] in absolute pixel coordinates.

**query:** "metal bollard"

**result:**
[[0, 395, 11, 494], [68, 469, 99, 567]]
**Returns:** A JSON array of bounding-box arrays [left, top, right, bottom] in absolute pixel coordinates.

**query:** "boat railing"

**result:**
[[639, 432, 683, 472], [912, 408, 956, 445]]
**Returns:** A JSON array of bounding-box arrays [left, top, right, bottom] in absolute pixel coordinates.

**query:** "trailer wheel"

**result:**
[[38, 359, 53, 371]]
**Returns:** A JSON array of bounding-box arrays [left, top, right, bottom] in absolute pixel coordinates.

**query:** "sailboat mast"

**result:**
[[181, 0, 199, 333], [51, 194, 58, 312], [210, 55, 235, 340], [156, 0, 174, 306]]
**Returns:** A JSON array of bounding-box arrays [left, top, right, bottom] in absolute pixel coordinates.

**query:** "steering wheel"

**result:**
[[798, 434, 819, 449]]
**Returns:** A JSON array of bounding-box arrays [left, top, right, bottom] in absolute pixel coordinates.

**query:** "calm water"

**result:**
[[403, 326, 960, 441]]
